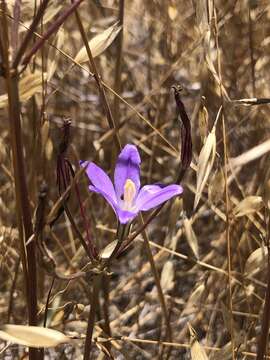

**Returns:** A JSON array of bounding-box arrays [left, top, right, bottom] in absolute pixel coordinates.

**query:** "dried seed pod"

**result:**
[[208, 168, 225, 204], [172, 85, 192, 183], [194, 122, 217, 210], [198, 96, 209, 142]]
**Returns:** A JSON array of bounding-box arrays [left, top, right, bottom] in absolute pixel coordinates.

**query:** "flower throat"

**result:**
[[123, 179, 136, 210]]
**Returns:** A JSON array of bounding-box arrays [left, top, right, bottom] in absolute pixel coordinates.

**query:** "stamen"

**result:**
[[123, 179, 136, 210]]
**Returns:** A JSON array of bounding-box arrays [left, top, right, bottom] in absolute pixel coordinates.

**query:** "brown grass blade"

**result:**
[[74, 22, 122, 64]]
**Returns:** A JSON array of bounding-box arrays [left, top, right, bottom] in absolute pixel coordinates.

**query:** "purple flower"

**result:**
[[81, 144, 183, 224]]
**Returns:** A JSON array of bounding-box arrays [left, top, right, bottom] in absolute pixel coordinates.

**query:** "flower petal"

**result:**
[[114, 144, 141, 199], [115, 207, 138, 224], [136, 184, 183, 211], [90, 186, 137, 224], [89, 185, 117, 211], [81, 161, 116, 202]]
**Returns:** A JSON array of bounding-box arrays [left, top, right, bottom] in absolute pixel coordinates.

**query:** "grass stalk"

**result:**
[[0, 2, 40, 359], [214, 5, 235, 358], [222, 112, 235, 359], [112, 0, 125, 125]]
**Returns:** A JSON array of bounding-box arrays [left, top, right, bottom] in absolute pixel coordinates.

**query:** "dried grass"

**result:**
[[0, 0, 270, 359]]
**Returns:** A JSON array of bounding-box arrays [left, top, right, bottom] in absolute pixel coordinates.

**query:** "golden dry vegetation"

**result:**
[[0, 0, 270, 359]]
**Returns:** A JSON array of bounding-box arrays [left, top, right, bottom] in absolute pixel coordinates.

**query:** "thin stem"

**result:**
[[214, 4, 235, 358], [83, 275, 101, 360], [7, 257, 20, 322], [21, 0, 84, 68], [72, 1, 121, 151], [12, 0, 50, 68], [74, 179, 97, 258], [112, 0, 125, 124], [65, 159, 97, 258], [1, 2, 39, 359], [106, 223, 127, 265], [1, 0, 36, 324], [40, 276, 56, 360], [248, 6, 256, 96], [43, 276, 56, 327], [64, 199, 93, 260], [121, 205, 164, 252], [139, 214, 172, 357], [57, 158, 93, 260], [102, 274, 112, 354], [10, 0, 21, 55], [222, 111, 235, 358]]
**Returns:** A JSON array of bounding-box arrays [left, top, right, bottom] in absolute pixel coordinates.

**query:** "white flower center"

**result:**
[[123, 179, 136, 211]]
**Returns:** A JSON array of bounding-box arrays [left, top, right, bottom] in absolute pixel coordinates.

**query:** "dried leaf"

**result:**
[[194, 124, 216, 209], [45, 138, 53, 161], [233, 196, 264, 217], [187, 284, 205, 308], [212, 331, 245, 360], [41, 119, 50, 153], [7, 1, 62, 32], [220, 301, 235, 336], [20, 72, 46, 100], [195, 0, 209, 34], [100, 240, 118, 259], [167, 197, 182, 236], [74, 23, 122, 64], [264, 178, 270, 209], [189, 324, 209, 360], [182, 284, 205, 316], [0, 227, 19, 267], [168, 6, 178, 21], [208, 169, 225, 204], [205, 54, 229, 100], [41, 4, 62, 29], [0, 72, 45, 109], [47, 28, 65, 81], [0, 324, 70, 348], [244, 246, 268, 276], [160, 260, 175, 292], [0, 137, 7, 163], [183, 218, 199, 259], [230, 139, 270, 169], [198, 103, 209, 142]]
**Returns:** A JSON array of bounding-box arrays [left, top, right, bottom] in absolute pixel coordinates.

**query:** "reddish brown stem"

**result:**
[[12, 0, 50, 68], [72, 1, 121, 151], [22, 0, 84, 67], [0, 2, 40, 359]]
